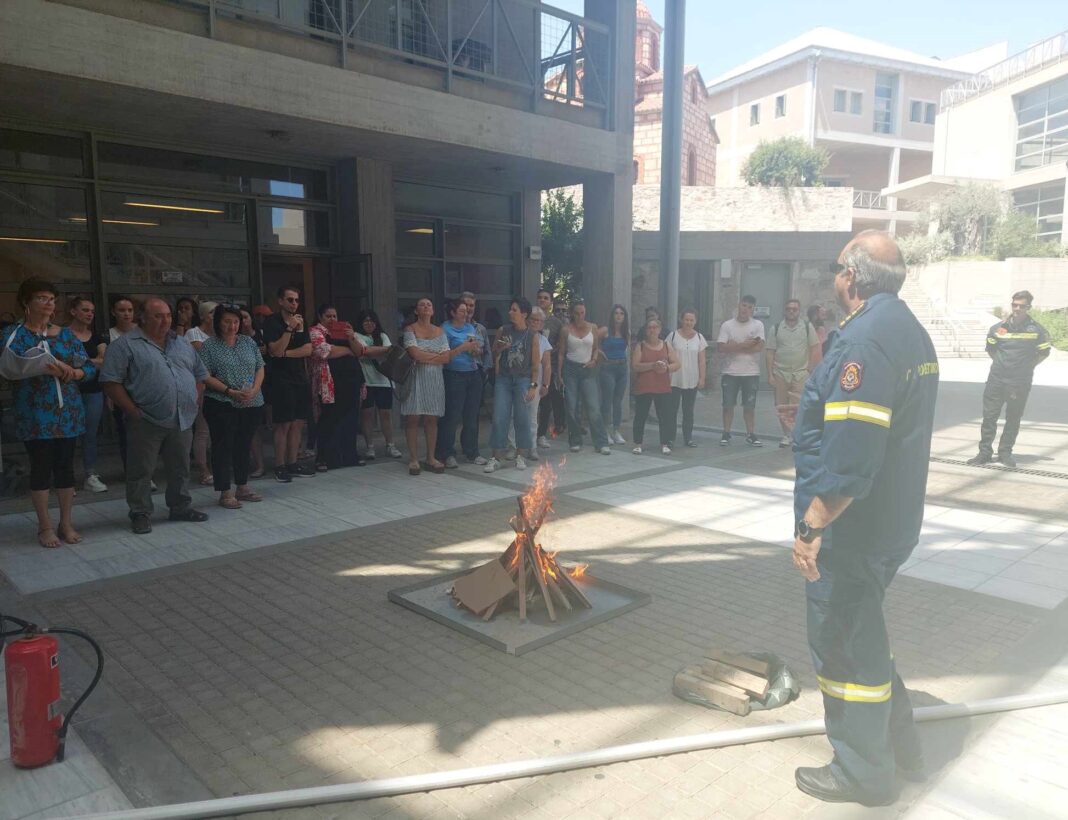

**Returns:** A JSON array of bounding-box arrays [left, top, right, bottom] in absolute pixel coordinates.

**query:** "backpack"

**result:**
[[772, 319, 814, 348]]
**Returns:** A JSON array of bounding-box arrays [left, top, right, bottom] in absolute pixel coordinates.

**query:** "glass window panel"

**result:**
[[444, 223, 513, 260], [0, 129, 84, 176], [1016, 139, 1045, 157], [1014, 188, 1040, 206], [1049, 94, 1068, 117], [1015, 152, 1045, 170], [256, 206, 329, 248], [909, 100, 922, 122], [1018, 120, 1046, 139], [104, 244, 249, 288], [395, 182, 515, 223], [850, 91, 863, 115], [0, 239, 91, 286], [924, 103, 937, 125], [100, 191, 247, 243], [476, 299, 512, 330], [396, 219, 438, 257], [1016, 88, 1047, 111], [0, 182, 88, 234], [396, 264, 436, 295], [97, 143, 328, 200], [833, 89, 846, 112], [1038, 199, 1064, 217], [445, 262, 514, 296]]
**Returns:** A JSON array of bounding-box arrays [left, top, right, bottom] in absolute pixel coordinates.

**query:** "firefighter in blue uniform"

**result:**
[[790, 231, 939, 806], [967, 290, 1051, 468]]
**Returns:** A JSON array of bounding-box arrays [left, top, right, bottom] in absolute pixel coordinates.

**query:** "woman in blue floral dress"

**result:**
[[5, 279, 95, 548]]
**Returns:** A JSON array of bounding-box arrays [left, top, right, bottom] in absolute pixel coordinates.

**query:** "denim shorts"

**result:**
[[721, 374, 759, 409]]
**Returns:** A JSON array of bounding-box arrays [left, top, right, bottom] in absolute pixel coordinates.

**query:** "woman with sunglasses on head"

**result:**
[[5, 279, 95, 547], [354, 309, 402, 460], [67, 296, 109, 493], [556, 301, 610, 455], [198, 304, 265, 509]]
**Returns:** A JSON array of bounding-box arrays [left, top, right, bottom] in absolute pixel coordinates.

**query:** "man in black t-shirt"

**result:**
[[262, 284, 314, 482]]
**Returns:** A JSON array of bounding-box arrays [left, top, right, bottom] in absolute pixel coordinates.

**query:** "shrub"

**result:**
[[741, 137, 829, 187]]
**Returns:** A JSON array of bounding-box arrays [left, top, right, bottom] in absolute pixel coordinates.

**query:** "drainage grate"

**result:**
[[930, 456, 1068, 481]]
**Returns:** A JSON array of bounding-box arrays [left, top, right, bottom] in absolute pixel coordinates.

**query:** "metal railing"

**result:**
[[168, 0, 612, 124], [853, 189, 886, 210], [941, 30, 1068, 111]]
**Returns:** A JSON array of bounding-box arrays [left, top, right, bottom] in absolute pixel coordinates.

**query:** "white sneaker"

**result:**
[[570, 445, 581, 453], [483, 457, 500, 473], [612, 431, 626, 445], [661, 445, 672, 455], [468, 455, 489, 466], [526, 451, 539, 461], [537, 436, 551, 449], [150, 480, 159, 492], [444, 456, 459, 469], [598, 447, 611, 455], [515, 455, 527, 470], [85, 473, 108, 493], [779, 436, 791, 449], [632, 445, 643, 455], [365, 446, 376, 460], [386, 444, 403, 458], [504, 447, 518, 461]]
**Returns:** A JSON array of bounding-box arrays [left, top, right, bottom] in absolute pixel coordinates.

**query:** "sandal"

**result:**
[[58, 526, 83, 545], [316, 463, 329, 473], [426, 460, 446, 475], [218, 496, 242, 510], [235, 490, 263, 503], [37, 527, 61, 549], [199, 473, 214, 486], [408, 462, 421, 476]]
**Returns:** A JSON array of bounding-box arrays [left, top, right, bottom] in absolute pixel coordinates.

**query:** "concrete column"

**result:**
[[582, 172, 633, 322], [887, 146, 901, 236], [657, 0, 685, 323], [521, 188, 542, 297], [1062, 174, 1068, 248], [348, 158, 396, 335]]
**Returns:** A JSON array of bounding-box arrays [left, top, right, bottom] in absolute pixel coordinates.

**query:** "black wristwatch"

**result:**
[[796, 519, 823, 543]]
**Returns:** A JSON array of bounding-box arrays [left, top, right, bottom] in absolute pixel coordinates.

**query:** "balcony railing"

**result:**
[[853, 190, 887, 210], [941, 30, 1068, 111], [167, 0, 613, 125]]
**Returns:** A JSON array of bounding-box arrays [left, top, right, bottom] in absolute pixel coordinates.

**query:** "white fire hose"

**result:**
[[86, 689, 1068, 819]]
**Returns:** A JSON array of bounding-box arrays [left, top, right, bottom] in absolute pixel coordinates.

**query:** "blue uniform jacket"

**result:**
[[793, 292, 939, 553]]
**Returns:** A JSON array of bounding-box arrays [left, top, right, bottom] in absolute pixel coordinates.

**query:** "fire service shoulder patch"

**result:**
[[840, 361, 863, 392]]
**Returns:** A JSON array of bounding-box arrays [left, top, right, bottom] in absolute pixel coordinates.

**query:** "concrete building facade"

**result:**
[[705, 28, 1005, 235], [631, 2, 716, 187], [885, 30, 1068, 247], [0, 0, 636, 331]]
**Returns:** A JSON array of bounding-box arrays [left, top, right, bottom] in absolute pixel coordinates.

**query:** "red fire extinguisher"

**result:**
[[2, 613, 103, 768]]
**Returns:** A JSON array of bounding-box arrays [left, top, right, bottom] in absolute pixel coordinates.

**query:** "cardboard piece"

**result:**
[[452, 560, 516, 614]]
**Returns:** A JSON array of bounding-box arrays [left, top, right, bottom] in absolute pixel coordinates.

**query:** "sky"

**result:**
[[556, 1, 1066, 81]]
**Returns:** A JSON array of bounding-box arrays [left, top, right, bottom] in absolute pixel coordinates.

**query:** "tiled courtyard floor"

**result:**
[[2, 428, 1067, 818]]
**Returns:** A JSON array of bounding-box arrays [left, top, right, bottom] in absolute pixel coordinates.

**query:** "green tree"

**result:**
[[931, 182, 1003, 256], [989, 210, 1066, 260], [741, 137, 829, 187], [541, 188, 583, 301]]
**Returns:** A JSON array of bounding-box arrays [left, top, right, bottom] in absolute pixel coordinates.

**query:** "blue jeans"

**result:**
[[81, 391, 104, 474], [598, 360, 628, 429], [491, 373, 532, 452], [564, 360, 608, 449], [437, 369, 483, 461]]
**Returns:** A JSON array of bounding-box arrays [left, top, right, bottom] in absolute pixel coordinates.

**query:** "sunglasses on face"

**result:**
[[1011, 302, 1030, 309]]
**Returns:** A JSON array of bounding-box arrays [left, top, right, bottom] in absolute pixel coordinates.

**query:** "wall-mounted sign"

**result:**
[[161, 270, 184, 284], [754, 306, 771, 318]]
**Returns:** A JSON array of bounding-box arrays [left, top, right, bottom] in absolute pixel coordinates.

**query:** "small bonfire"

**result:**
[[450, 461, 591, 622]]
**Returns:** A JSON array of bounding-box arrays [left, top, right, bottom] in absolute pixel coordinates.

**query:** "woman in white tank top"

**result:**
[[555, 302, 610, 454]]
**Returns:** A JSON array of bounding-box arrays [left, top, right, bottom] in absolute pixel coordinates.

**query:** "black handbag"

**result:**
[[376, 343, 414, 385]]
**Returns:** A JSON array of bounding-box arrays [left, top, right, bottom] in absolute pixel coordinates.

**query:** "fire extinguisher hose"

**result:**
[[1, 612, 105, 763]]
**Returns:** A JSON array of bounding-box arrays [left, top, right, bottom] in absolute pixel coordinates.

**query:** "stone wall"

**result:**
[[913, 258, 1068, 312]]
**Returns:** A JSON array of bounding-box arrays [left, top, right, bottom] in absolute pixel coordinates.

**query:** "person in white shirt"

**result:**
[[716, 295, 765, 447], [183, 301, 217, 485], [667, 308, 708, 447]]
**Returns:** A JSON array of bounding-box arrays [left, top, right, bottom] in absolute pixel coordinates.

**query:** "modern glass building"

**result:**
[[0, 0, 636, 329]]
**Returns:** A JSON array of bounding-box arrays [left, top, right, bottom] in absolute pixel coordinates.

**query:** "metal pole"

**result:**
[[658, 0, 684, 325]]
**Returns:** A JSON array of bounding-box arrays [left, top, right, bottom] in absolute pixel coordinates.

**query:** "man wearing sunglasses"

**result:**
[[263, 284, 315, 482], [967, 290, 1051, 468]]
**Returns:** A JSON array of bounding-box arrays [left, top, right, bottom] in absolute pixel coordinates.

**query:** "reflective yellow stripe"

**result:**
[[999, 332, 1039, 339], [1037, 342, 1051, 350], [987, 337, 998, 345], [817, 675, 892, 703], [824, 401, 892, 428]]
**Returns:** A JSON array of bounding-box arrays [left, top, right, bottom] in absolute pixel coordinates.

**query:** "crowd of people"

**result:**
[[3, 274, 835, 547]]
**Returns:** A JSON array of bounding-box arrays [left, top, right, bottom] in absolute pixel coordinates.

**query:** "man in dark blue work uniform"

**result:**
[[790, 231, 939, 806], [967, 290, 1051, 468]]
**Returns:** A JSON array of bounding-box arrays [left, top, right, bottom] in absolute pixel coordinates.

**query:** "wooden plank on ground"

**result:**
[[704, 650, 771, 678], [700, 661, 770, 698], [674, 668, 751, 716]]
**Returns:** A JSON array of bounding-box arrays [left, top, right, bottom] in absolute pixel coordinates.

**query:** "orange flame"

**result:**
[[568, 563, 588, 579]]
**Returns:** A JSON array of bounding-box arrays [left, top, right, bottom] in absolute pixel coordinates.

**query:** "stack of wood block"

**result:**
[[673, 650, 772, 716]]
